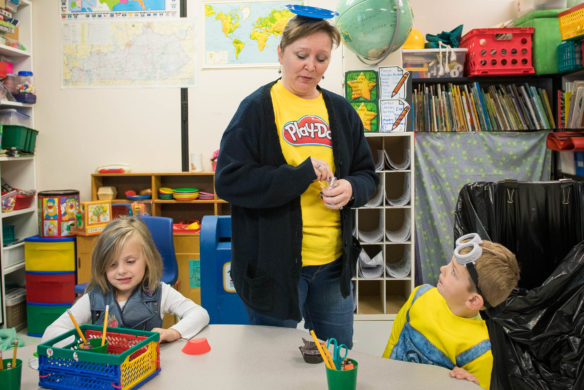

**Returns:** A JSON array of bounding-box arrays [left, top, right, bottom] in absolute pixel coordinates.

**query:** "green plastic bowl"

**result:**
[[173, 188, 199, 193]]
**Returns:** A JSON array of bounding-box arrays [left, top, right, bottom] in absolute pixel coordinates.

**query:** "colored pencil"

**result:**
[[12, 339, 17, 368], [67, 309, 88, 347], [322, 341, 338, 370], [309, 330, 332, 370], [101, 305, 109, 346]]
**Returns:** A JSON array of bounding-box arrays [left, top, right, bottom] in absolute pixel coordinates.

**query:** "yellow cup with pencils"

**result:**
[[0, 358, 23, 390], [325, 359, 358, 390]]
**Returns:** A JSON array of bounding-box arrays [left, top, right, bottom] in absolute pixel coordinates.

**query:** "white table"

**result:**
[[10, 325, 479, 389]]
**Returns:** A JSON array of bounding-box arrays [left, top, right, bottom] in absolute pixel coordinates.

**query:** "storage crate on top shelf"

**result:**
[[461, 27, 535, 76], [559, 2, 584, 40], [513, 9, 563, 74], [558, 39, 583, 73], [38, 325, 160, 390], [401, 48, 467, 79]]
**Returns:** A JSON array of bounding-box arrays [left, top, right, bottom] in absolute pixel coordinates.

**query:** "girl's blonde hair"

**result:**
[[280, 15, 341, 53], [87, 216, 162, 294]]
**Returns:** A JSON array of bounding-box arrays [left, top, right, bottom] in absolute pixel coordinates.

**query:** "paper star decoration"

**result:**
[[355, 103, 377, 131], [348, 72, 376, 101]]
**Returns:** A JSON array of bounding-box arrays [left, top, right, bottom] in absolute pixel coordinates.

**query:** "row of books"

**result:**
[[412, 82, 555, 132], [557, 81, 584, 129]]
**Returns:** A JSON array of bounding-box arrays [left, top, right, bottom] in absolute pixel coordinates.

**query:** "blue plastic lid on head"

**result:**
[[286, 4, 338, 19]]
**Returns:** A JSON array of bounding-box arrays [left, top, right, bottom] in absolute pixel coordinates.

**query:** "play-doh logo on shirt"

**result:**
[[282, 115, 332, 147]]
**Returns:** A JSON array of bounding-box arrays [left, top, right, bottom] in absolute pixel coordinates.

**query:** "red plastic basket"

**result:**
[[460, 27, 535, 77], [14, 192, 35, 210]]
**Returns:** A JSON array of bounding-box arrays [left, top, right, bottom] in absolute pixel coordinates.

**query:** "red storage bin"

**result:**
[[15, 192, 35, 210], [461, 27, 535, 76], [25, 271, 76, 303]]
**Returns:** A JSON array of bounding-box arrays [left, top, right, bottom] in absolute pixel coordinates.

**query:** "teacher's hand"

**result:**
[[321, 179, 352, 210], [311, 157, 333, 182]]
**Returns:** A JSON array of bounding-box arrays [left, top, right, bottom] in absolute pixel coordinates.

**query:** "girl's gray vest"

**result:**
[[89, 285, 163, 330]]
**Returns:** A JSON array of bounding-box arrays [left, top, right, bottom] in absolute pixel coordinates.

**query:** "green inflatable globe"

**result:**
[[336, 0, 413, 62]]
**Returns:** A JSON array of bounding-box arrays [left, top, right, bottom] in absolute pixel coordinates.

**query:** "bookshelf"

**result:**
[[551, 69, 584, 180], [412, 76, 558, 132]]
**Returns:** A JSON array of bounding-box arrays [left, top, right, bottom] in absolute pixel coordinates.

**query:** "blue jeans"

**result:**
[[244, 257, 354, 348]]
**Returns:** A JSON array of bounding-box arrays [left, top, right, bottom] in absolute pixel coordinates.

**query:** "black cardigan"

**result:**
[[215, 81, 378, 321]]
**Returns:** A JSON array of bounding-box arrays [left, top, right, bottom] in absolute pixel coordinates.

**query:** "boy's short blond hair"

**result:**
[[469, 241, 520, 307]]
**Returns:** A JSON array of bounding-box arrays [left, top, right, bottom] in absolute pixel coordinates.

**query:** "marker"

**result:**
[[391, 72, 409, 97], [392, 106, 411, 130]]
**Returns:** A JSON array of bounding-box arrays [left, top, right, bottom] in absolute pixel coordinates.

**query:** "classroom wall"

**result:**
[[32, 0, 515, 200]]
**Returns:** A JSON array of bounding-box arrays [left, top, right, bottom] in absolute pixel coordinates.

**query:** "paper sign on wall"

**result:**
[[380, 99, 410, 132], [379, 66, 409, 100]]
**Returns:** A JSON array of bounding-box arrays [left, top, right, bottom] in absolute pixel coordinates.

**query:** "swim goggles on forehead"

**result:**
[[454, 233, 491, 308]]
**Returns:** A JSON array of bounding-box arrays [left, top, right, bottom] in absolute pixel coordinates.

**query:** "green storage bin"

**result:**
[[27, 302, 72, 337], [514, 9, 565, 74], [25, 128, 38, 153], [1, 125, 28, 151]]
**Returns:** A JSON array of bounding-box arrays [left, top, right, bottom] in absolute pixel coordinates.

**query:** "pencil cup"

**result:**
[[325, 359, 358, 390], [78, 338, 108, 354], [0, 359, 22, 390]]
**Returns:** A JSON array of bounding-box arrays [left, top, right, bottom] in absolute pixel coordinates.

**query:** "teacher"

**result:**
[[215, 8, 378, 348]]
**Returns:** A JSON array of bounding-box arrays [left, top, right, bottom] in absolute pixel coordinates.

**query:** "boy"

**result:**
[[382, 233, 520, 389]]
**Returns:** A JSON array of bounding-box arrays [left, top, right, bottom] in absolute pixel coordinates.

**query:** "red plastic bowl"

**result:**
[[15, 193, 35, 210]]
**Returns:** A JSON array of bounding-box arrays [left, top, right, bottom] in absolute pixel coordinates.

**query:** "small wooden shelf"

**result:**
[[91, 172, 229, 221]]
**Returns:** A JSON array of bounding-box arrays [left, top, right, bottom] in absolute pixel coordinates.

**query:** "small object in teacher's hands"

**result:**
[[298, 338, 324, 364], [0, 349, 3, 370], [319, 177, 338, 199]]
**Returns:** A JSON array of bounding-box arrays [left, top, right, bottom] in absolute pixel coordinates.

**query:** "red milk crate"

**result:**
[[461, 27, 535, 76], [25, 271, 76, 303]]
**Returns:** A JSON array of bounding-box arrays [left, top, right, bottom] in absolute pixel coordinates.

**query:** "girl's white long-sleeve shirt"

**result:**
[[41, 282, 209, 344]]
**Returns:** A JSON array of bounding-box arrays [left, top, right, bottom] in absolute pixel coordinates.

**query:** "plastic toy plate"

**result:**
[[127, 195, 151, 200], [286, 5, 338, 19]]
